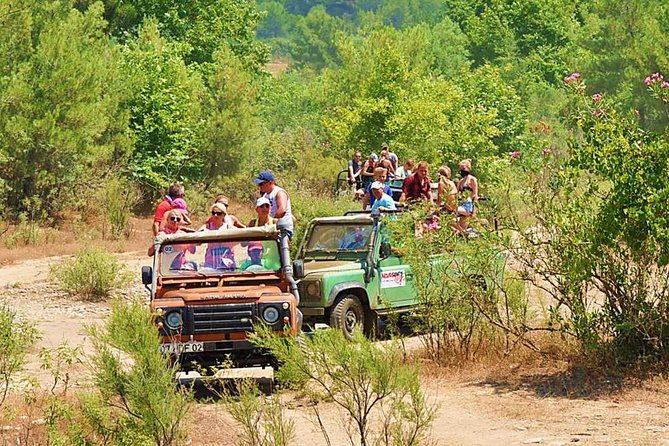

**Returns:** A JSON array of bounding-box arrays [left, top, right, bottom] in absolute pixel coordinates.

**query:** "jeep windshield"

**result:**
[[303, 223, 373, 258], [158, 239, 282, 277]]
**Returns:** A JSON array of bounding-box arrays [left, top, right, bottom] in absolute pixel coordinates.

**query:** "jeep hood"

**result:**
[[303, 260, 361, 276], [161, 285, 285, 302]]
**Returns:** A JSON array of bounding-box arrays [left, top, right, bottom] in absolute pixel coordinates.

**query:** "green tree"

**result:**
[[98, 0, 270, 68], [289, 5, 350, 69], [0, 1, 130, 219], [199, 45, 263, 182], [122, 20, 205, 194], [575, 0, 669, 131]]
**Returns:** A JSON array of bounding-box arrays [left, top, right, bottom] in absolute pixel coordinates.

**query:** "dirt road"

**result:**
[[2, 255, 669, 445]]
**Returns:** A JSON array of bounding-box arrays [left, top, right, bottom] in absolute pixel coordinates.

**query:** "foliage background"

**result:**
[[1, 0, 665, 222]]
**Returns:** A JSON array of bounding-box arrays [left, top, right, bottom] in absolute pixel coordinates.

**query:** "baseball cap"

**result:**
[[256, 196, 271, 207], [247, 241, 263, 251], [371, 181, 384, 190], [253, 170, 275, 185], [370, 153, 379, 162], [381, 142, 389, 149]]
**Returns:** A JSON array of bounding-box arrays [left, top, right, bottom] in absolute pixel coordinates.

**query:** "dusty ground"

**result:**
[[2, 240, 669, 445]]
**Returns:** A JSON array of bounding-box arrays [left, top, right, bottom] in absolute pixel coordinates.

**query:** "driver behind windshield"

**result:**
[[239, 241, 281, 271], [339, 227, 366, 250]]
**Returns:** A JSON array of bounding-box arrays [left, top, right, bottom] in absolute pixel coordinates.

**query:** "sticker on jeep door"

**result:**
[[380, 270, 405, 288]]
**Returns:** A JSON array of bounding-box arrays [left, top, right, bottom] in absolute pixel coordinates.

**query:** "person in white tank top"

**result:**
[[254, 170, 294, 239]]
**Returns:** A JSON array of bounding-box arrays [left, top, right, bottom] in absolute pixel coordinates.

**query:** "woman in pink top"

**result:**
[[147, 210, 195, 269], [199, 203, 236, 270]]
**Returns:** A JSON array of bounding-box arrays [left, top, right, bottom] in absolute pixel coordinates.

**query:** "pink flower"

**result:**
[[564, 72, 581, 84], [645, 72, 665, 86], [662, 82, 669, 89], [592, 93, 602, 102], [592, 108, 604, 118], [510, 150, 520, 160], [542, 147, 552, 157]]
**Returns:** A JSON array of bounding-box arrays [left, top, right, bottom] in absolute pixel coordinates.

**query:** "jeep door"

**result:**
[[376, 255, 416, 309]]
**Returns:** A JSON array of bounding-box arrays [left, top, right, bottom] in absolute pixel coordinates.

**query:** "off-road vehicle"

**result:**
[[293, 211, 416, 339], [142, 225, 300, 371]]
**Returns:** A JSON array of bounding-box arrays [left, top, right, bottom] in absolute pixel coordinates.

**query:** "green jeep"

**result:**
[[293, 211, 415, 339]]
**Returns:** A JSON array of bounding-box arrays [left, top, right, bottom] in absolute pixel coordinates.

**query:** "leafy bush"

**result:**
[[50, 247, 131, 300], [101, 176, 140, 240], [2, 214, 58, 249], [505, 74, 669, 362], [84, 299, 192, 445], [252, 327, 436, 446], [223, 379, 295, 446], [387, 206, 530, 363], [0, 306, 39, 407]]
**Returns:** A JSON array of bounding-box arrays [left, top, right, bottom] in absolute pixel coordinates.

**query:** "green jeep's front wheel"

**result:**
[[330, 295, 364, 341]]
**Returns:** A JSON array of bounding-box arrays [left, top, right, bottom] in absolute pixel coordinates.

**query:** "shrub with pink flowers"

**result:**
[[645, 72, 669, 103], [504, 71, 669, 361]]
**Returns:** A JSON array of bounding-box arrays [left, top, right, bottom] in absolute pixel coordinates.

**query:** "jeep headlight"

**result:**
[[306, 281, 320, 297], [165, 311, 183, 330], [261, 306, 280, 324]]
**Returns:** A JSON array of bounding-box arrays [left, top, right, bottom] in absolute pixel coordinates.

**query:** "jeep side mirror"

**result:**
[[380, 242, 392, 259], [292, 259, 304, 279], [141, 266, 152, 286]]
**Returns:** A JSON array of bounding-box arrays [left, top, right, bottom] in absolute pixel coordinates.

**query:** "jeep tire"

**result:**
[[330, 294, 364, 341]]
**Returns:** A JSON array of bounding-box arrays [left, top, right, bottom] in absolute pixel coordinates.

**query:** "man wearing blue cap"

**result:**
[[254, 171, 294, 239]]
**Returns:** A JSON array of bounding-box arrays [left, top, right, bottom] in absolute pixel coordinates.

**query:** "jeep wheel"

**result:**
[[330, 295, 365, 341]]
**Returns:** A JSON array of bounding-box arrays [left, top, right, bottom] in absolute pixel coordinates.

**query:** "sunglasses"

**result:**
[[258, 204, 270, 209], [169, 217, 181, 222], [211, 211, 224, 216]]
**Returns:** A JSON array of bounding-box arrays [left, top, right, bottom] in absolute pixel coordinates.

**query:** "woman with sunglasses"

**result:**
[[247, 197, 276, 227], [147, 210, 195, 268], [161, 209, 187, 234], [199, 202, 236, 270], [199, 202, 232, 231], [213, 195, 246, 228]]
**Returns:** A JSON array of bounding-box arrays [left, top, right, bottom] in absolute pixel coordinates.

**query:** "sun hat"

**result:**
[[172, 198, 188, 210], [210, 202, 227, 214], [253, 170, 275, 185], [256, 196, 271, 207]]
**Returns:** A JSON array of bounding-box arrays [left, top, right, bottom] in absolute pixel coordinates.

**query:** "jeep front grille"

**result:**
[[191, 304, 255, 334]]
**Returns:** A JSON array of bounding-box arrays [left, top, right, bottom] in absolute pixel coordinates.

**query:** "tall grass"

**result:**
[[101, 176, 140, 240]]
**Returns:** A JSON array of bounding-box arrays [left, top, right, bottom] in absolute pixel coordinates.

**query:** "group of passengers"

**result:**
[[149, 171, 293, 271], [152, 171, 293, 238], [347, 143, 479, 235]]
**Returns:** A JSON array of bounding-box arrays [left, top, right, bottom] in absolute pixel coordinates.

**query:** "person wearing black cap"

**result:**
[[254, 171, 294, 239]]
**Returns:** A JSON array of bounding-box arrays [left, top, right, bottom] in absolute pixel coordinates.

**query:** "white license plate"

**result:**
[[160, 342, 204, 354]]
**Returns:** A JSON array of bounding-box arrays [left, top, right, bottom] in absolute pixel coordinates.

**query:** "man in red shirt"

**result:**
[[153, 183, 185, 236], [400, 161, 432, 203]]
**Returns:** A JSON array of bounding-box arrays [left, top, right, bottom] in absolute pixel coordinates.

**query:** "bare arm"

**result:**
[[275, 190, 288, 218], [152, 221, 160, 236], [436, 181, 445, 206], [471, 177, 479, 201], [231, 215, 246, 228]]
